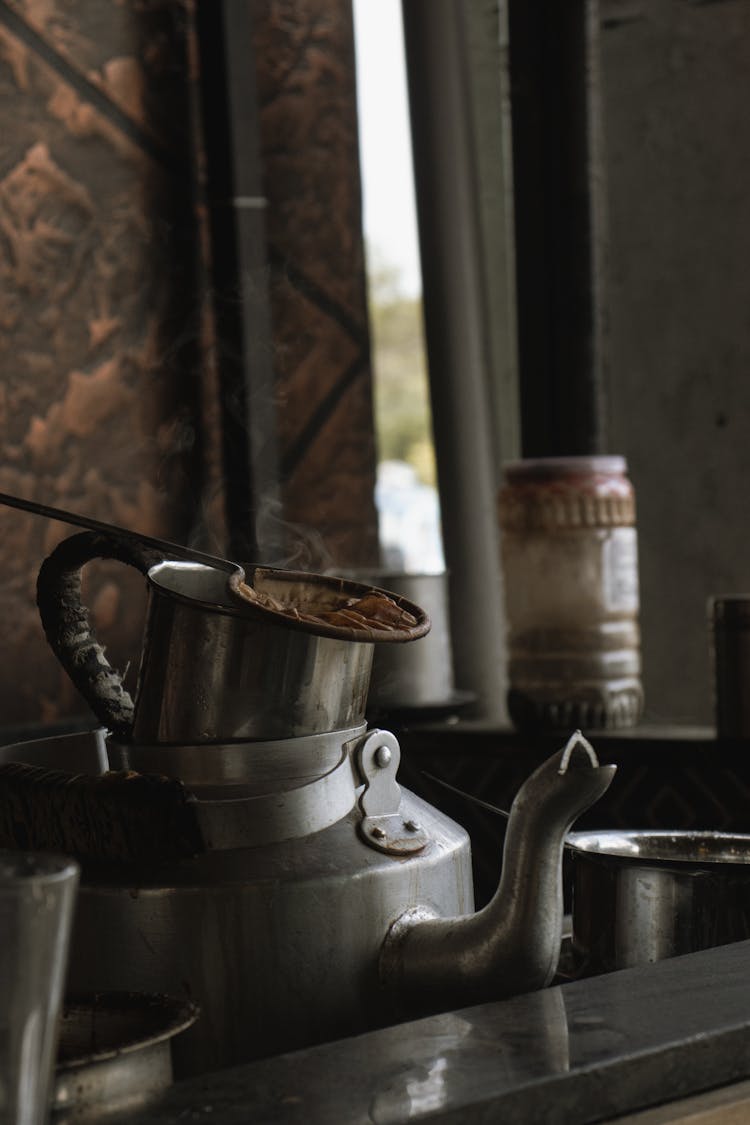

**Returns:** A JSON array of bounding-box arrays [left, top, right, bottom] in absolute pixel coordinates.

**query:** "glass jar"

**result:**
[[498, 456, 643, 730]]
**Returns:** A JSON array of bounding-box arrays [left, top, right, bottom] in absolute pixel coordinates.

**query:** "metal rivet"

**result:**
[[371, 826, 386, 839], [403, 820, 421, 833], [374, 745, 392, 768]]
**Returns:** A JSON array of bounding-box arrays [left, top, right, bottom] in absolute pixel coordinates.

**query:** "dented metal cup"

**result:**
[[36, 532, 430, 744], [132, 561, 378, 743]]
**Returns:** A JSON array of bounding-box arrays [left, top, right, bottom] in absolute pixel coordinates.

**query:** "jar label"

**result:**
[[603, 529, 640, 612]]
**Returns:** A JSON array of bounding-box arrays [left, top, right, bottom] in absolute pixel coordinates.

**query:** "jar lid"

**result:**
[[503, 456, 627, 482], [498, 456, 634, 530]]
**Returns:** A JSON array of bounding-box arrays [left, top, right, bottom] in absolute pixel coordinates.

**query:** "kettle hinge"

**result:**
[[351, 729, 428, 856]]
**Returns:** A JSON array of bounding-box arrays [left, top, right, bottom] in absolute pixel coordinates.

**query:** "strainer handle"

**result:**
[[36, 531, 163, 740]]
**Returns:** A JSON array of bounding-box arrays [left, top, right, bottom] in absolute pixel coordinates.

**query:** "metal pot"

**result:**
[[568, 829, 750, 974], [53, 992, 197, 1121]]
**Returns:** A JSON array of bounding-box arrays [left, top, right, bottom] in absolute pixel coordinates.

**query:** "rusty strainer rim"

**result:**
[[227, 566, 432, 644]]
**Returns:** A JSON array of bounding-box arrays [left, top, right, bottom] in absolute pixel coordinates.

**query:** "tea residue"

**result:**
[[235, 583, 418, 634]]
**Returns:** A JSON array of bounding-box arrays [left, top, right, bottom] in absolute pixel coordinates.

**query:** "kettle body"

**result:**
[[67, 788, 472, 1076], [22, 534, 616, 1079], [0, 725, 615, 1078]]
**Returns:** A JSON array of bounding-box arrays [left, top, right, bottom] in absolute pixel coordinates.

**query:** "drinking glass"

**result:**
[[0, 851, 79, 1124]]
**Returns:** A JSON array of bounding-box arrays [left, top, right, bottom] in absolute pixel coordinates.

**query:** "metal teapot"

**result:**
[[21, 534, 615, 1077]]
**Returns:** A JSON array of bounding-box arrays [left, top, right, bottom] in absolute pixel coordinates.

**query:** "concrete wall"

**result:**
[[601, 0, 750, 724]]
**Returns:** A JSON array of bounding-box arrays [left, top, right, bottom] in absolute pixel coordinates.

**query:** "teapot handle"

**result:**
[[36, 531, 164, 740]]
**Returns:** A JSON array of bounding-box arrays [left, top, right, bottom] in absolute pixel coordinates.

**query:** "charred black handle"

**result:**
[[36, 531, 164, 740]]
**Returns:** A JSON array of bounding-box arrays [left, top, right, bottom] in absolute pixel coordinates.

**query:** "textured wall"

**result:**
[[253, 0, 380, 571], [0, 0, 208, 725], [601, 0, 750, 724]]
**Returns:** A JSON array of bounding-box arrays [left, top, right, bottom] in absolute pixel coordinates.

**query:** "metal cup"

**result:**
[[568, 829, 750, 974], [36, 532, 430, 745], [0, 851, 79, 1125], [132, 562, 378, 743]]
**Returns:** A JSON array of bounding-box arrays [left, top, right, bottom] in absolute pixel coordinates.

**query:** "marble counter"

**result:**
[[127, 939, 750, 1124]]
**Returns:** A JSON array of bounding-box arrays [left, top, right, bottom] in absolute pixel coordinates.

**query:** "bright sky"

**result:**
[[352, 0, 422, 298]]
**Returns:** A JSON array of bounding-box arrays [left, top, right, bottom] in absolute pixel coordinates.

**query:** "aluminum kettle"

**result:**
[[24, 535, 616, 1075], [3, 728, 614, 1076]]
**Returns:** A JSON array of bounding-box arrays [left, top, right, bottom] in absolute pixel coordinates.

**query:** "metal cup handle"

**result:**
[[36, 530, 164, 740]]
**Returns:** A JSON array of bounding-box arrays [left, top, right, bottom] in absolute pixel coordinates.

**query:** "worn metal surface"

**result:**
[[38, 537, 430, 742], [381, 737, 616, 1014], [569, 828, 750, 974], [0, 726, 472, 1077], [2, 723, 613, 1083], [357, 728, 429, 855], [0, 723, 470, 1075], [132, 563, 377, 742], [111, 724, 366, 796], [67, 790, 473, 1077], [53, 993, 196, 1122]]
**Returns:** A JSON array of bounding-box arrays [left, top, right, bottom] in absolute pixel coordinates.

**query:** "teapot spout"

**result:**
[[380, 732, 616, 1015]]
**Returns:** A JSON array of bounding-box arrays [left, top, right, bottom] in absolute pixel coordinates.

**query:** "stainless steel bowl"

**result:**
[[567, 829, 750, 974]]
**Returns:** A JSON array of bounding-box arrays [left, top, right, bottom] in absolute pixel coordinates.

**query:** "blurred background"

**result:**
[[0, 0, 748, 734]]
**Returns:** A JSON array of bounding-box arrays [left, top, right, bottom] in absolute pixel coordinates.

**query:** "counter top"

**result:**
[[127, 938, 750, 1124]]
